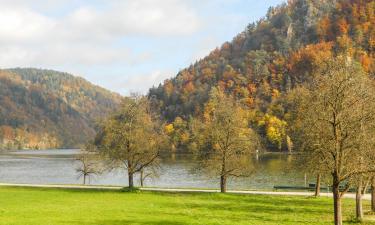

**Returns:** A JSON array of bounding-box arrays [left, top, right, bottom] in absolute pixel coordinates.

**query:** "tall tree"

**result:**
[[95, 96, 166, 189], [296, 58, 375, 225], [191, 88, 259, 193]]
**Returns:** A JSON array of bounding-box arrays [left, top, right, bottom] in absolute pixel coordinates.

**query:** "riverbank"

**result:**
[[0, 186, 374, 225]]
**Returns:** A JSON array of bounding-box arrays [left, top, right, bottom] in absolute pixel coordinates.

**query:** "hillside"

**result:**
[[149, 0, 375, 151], [0, 68, 122, 149]]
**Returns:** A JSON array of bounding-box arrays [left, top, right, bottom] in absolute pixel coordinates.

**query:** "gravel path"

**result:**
[[0, 183, 370, 200]]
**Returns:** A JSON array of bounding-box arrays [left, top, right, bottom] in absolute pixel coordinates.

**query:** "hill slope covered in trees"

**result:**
[[0, 68, 122, 149], [149, 0, 375, 151]]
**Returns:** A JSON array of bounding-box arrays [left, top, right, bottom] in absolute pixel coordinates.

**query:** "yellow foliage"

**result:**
[[164, 124, 174, 134], [259, 114, 287, 150], [180, 132, 190, 143], [272, 89, 280, 99]]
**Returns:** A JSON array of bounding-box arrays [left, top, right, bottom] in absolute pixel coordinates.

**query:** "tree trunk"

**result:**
[[356, 180, 363, 221], [140, 170, 144, 187], [83, 174, 86, 185], [127, 159, 134, 189], [372, 177, 375, 212], [128, 171, 134, 188], [333, 180, 343, 225], [220, 175, 227, 193], [315, 173, 321, 197]]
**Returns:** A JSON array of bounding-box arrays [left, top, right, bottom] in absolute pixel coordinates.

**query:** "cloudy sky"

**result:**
[[0, 0, 285, 95]]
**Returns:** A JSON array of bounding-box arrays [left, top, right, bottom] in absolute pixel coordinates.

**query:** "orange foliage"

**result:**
[[336, 35, 353, 55], [317, 16, 332, 40], [180, 70, 193, 82], [358, 52, 372, 73], [200, 67, 214, 82], [1, 126, 15, 140], [164, 80, 174, 97], [183, 82, 195, 93], [337, 18, 349, 35], [247, 84, 256, 94], [288, 42, 333, 81]]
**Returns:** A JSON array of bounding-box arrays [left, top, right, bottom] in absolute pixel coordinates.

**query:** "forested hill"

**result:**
[[149, 0, 375, 151], [0, 68, 122, 149]]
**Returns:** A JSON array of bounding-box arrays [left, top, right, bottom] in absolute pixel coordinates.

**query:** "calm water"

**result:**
[[0, 149, 312, 190]]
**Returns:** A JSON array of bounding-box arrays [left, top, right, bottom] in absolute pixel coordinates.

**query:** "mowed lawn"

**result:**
[[0, 187, 374, 225]]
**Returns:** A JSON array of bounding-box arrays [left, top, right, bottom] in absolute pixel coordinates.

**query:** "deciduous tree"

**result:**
[[76, 144, 101, 185], [191, 88, 259, 193], [95, 96, 167, 189], [296, 58, 375, 225]]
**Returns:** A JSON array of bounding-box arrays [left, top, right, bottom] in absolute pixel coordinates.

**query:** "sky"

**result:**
[[0, 0, 285, 95]]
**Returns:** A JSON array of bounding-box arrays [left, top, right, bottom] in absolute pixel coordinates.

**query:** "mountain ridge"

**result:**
[[0, 68, 122, 149]]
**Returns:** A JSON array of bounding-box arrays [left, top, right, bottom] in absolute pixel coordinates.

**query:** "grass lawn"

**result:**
[[0, 187, 374, 225]]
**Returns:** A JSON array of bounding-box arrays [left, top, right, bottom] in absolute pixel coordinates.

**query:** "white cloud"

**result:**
[[0, 0, 276, 95], [0, 0, 201, 68], [116, 70, 173, 94], [0, 7, 54, 43], [64, 0, 200, 37]]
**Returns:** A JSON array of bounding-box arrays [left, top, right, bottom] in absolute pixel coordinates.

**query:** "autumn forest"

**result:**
[[0, 1, 375, 224]]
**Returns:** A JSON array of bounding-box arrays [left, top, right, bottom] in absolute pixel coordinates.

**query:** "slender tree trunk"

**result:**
[[140, 170, 144, 187], [220, 175, 227, 193], [315, 173, 321, 197], [83, 174, 86, 185], [356, 180, 363, 221], [333, 178, 342, 225], [372, 176, 375, 212], [127, 159, 134, 189], [220, 152, 227, 193], [128, 171, 134, 188]]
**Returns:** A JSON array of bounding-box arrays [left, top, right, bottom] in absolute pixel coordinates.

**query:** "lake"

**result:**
[[0, 149, 317, 190]]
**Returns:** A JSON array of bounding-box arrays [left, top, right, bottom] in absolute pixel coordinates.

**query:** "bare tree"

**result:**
[[139, 164, 160, 187], [95, 96, 167, 189], [354, 77, 375, 221], [296, 58, 375, 225], [190, 88, 259, 193], [285, 87, 329, 197], [364, 134, 375, 213], [76, 144, 100, 185], [353, 174, 371, 221], [293, 153, 329, 197]]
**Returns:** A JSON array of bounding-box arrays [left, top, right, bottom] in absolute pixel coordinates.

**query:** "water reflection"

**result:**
[[0, 149, 309, 190]]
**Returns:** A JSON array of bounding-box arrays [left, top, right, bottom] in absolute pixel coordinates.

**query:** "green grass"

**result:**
[[0, 187, 374, 225]]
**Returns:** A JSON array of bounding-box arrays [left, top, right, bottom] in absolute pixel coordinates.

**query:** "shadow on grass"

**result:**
[[150, 193, 335, 224]]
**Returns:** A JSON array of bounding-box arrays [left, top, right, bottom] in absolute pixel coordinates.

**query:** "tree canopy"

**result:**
[[94, 96, 167, 188]]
